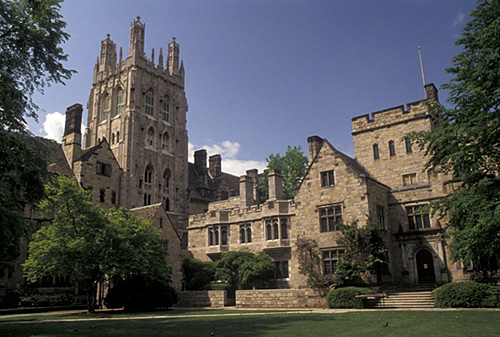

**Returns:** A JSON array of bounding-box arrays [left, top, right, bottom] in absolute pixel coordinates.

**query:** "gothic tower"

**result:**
[[83, 17, 189, 233]]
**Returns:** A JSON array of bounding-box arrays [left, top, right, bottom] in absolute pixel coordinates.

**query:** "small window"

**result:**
[[407, 205, 431, 230], [281, 219, 288, 239], [321, 170, 335, 187], [160, 218, 163, 228], [373, 144, 380, 159], [99, 189, 105, 203], [322, 249, 344, 275], [116, 131, 120, 142], [402, 173, 417, 186], [389, 140, 396, 156], [319, 205, 342, 232], [275, 261, 289, 279], [111, 191, 116, 204], [376, 205, 385, 230], [240, 224, 252, 244], [144, 166, 153, 184], [405, 139, 413, 153]]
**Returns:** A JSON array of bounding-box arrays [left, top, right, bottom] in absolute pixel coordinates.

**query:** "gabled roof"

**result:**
[[298, 137, 389, 191], [26, 136, 74, 178], [129, 203, 181, 241]]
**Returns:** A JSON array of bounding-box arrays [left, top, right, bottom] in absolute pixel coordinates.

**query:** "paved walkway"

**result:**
[[1, 306, 500, 325]]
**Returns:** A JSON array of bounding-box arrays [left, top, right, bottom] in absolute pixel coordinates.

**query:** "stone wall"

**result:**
[[176, 290, 227, 308], [236, 289, 325, 308]]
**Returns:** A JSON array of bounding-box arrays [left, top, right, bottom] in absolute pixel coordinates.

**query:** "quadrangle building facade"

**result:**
[[1, 18, 470, 293]]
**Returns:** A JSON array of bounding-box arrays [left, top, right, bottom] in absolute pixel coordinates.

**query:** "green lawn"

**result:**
[[1, 310, 499, 336]]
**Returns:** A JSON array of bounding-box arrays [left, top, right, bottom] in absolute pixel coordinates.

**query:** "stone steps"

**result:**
[[374, 291, 435, 309]]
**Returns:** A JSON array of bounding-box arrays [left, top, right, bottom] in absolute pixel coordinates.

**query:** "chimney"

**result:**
[[424, 83, 439, 102], [307, 135, 323, 163], [209, 154, 222, 177], [246, 169, 259, 201], [194, 149, 207, 174], [268, 169, 283, 200], [62, 103, 83, 168], [239, 175, 254, 207]]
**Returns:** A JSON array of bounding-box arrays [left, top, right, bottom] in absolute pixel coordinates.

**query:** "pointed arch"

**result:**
[[162, 168, 171, 188], [101, 92, 110, 122], [161, 96, 170, 122], [115, 87, 124, 117], [146, 126, 155, 147]]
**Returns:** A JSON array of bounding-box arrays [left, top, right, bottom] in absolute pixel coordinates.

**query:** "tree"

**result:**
[[0, 133, 47, 265], [0, 0, 74, 263], [258, 145, 309, 201], [296, 237, 334, 295], [0, 0, 75, 130], [182, 257, 215, 291], [215, 251, 276, 290], [335, 220, 389, 285], [23, 176, 172, 312], [408, 0, 500, 278]]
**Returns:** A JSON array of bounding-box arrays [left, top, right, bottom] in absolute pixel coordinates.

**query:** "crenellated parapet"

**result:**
[[352, 99, 431, 136], [188, 199, 296, 229]]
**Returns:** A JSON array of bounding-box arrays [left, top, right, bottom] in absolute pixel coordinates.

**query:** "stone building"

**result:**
[[189, 84, 466, 287], [79, 16, 189, 235], [189, 169, 295, 287]]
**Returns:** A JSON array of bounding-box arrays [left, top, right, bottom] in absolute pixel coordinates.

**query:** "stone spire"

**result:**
[[129, 16, 145, 61], [168, 37, 180, 76]]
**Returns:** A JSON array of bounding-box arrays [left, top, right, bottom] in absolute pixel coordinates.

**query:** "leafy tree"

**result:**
[[0, 133, 47, 265], [408, 0, 500, 277], [0, 0, 75, 130], [335, 220, 389, 285], [0, 0, 74, 263], [215, 251, 276, 290], [23, 176, 172, 313], [258, 145, 309, 201], [182, 257, 215, 291], [296, 237, 334, 296]]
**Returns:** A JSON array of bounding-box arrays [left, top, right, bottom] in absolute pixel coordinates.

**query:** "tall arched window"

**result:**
[[144, 165, 153, 184], [147, 127, 155, 146], [116, 131, 120, 143], [162, 131, 169, 150], [273, 219, 279, 239], [281, 219, 288, 239], [389, 140, 396, 156], [145, 90, 154, 116], [221, 228, 228, 245], [163, 169, 171, 188], [111, 133, 115, 144], [246, 227, 252, 243], [162, 97, 170, 122], [266, 222, 272, 240], [373, 143, 380, 159], [240, 226, 246, 243], [101, 93, 110, 122], [115, 88, 123, 117]]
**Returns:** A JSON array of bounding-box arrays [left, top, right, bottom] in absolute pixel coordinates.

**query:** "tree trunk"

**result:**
[[86, 282, 97, 313]]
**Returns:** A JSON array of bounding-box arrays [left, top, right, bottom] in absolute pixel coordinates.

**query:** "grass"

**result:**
[[1, 309, 500, 336]]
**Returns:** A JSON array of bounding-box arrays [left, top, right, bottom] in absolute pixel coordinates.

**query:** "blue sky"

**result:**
[[29, 0, 476, 176]]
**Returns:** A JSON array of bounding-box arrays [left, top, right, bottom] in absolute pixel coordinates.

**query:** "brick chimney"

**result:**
[[194, 149, 207, 175], [424, 83, 439, 102], [239, 175, 254, 207], [307, 135, 323, 163], [268, 169, 283, 200], [62, 103, 83, 168], [209, 154, 221, 177]]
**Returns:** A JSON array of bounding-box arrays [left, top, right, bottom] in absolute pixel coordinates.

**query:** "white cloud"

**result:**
[[189, 141, 267, 176], [42, 112, 65, 141], [453, 12, 466, 27]]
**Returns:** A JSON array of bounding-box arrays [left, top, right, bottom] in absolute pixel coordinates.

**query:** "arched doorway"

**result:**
[[416, 249, 436, 284]]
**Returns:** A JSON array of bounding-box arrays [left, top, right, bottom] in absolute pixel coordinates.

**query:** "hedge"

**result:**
[[434, 282, 500, 308], [326, 287, 375, 309]]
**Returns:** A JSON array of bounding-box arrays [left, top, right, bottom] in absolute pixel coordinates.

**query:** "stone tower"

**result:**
[[83, 17, 189, 232]]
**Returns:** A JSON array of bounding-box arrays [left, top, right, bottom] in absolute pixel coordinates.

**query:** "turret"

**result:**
[[99, 34, 117, 73], [168, 37, 180, 76], [129, 16, 145, 61]]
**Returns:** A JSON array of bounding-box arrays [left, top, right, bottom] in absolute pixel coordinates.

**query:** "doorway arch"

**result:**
[[416, 249, 436, 284]]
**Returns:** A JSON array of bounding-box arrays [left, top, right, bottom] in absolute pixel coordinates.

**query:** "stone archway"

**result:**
[[415, 249, 436, 284]]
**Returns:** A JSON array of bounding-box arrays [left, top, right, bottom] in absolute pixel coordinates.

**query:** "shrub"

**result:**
[[0, 284, 22, 308], [204, 283, 231, 291], [326, 286, 374, 309], [183, 258, 215, 291], [434, 282, 492, 308], [105, 276, 178, 312]]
